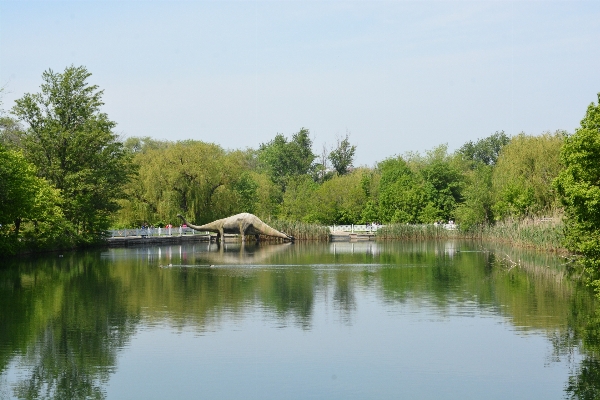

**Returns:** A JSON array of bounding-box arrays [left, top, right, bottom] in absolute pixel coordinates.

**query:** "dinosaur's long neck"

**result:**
[[253, 217, 291, 240]]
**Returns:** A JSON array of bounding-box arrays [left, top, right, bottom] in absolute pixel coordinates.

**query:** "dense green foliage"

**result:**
[[328, 133, 356, 175], [11, 66, 135, 243], [257, 128, 316, 192], [492, 132, 564, 218], [117, 140, 261, 227], [1, 66, 135, 253], [555, 94, 600, 291], [458, 130, 509, 167], [114, 130, 567, 231], [0, 144, 70, 253]]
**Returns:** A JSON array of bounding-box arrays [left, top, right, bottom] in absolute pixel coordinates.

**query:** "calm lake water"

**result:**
[[1, 240, 600, 399]]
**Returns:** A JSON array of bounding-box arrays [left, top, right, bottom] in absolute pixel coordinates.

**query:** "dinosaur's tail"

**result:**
[[177, 214, 219, 232]]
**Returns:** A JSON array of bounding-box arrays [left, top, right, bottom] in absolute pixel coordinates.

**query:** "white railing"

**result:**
[[330, 223, 459, 233], [435, 222, 458, 230], [108, 227, 204, 238], [328, 224, 383, 233]]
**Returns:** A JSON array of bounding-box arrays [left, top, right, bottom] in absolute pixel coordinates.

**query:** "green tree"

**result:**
[[281, 175, 319, 222], [493, 131, 564, 218], [117, 140, 251, 226], [123, 136, 171, 154], [258, 128, 316, 191], [233, 171, 260, 215], [0, 144, 70, 253], [377, 156, 423, 223], [12, 66, 135, 242], [555, 94, 600, 290], [0, 145, 38, 237], [415, 146, 463, 223], [453, 132, 509, 229], [458, 131, 510, 167], [315, 170, 369, 224], [246, 171, 281, 219], [454, 164, 494, 230], [329, 133, 356, 175], [359, 170, 381, 223]]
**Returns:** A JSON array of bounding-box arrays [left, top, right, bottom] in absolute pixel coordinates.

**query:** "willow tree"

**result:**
[[12, 66, 135, 242], [492, 131, 565, 218], [119, 140, 252, 226]]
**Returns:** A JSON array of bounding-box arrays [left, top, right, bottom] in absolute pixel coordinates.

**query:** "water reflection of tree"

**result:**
[[333, 269, 356, 324], [14, 328, 108, 399], [4, 242, 600, 398], [261, 267, 315, 329], [0, 254, 138, 399], [373, 241, 600, 400], [566, 358, 600, 399], [563, 305, 600, 399]]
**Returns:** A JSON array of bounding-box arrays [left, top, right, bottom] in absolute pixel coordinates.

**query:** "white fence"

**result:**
[[328, 224, 383, 233], [438, 222, 458, 231], [329, 223, 458, 233]]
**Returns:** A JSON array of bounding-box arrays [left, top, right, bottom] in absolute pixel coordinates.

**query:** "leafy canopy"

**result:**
[[493, 131, 564, 218], [555, 94, 600, 278], [458, 131, 510, 167], [329, 133, 356, 176], [258, 128, 316, 191], [12, 65, 135, 240], [0, 144, 69, 253]]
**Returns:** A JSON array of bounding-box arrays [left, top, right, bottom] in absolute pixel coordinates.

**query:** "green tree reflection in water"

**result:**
[[567, 358, 600, 399], [2, 241, 600, 398], [0, 254, 139, 399]]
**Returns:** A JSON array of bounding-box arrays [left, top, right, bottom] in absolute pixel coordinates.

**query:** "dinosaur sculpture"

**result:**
[[177, 213, 294, 242]]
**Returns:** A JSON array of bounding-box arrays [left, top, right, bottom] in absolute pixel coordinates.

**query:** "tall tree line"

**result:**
[[2, 65, 600, 278], [112, 129, 566, 229]]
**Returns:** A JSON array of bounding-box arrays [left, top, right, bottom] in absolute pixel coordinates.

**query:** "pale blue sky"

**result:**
[[1, 1, 599, 166]]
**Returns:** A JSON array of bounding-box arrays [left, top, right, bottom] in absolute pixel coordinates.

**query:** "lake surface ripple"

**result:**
[[1, 240, 599, 399]]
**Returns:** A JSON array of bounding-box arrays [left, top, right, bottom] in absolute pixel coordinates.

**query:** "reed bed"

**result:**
[[375, 218, 565, 252], [376, 224, 459, 240], [264, 219, 330, 241], [476, 217, 565, 252]]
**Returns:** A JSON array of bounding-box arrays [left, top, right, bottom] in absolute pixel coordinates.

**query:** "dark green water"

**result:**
[[1, 240, 600, 399]]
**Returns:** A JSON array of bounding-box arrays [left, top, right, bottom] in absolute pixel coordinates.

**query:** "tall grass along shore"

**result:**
[[476, 217, 564, 252], [376, 224, 457, 241], [376, 217, 565, 252]]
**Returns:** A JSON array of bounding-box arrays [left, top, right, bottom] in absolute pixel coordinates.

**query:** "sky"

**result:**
[[1, 1, 599, 166]]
